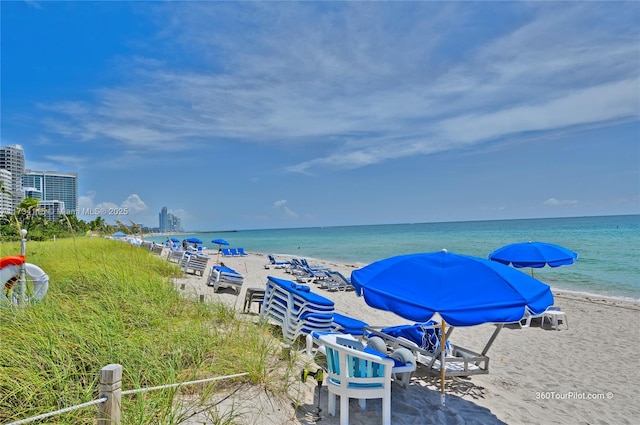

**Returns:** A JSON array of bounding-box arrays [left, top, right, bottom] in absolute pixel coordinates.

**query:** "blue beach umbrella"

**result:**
[[351, 250, 553, 327], [170, 237, 180, 243], [112, 231, 126, 237], [489, 241, 578, 277], [212, 239, 230, 264], [351, 249, 554, 405], [185, 237, 203, 244]]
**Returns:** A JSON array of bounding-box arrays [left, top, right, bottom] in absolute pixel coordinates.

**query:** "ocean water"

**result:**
[[149, 215, 640, 301]]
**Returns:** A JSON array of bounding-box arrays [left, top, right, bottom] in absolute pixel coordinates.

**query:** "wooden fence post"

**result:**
[[98, 364, 122, 425]]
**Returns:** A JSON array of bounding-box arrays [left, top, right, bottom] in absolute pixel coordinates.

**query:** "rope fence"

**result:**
[[6, 398, 108, 425], [5, 364, 249, 425]]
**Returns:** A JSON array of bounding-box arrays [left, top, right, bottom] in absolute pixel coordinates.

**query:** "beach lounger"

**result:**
[[300, 258, 331, 271], [182, 254, 209, 277], [221, 248, 232, 257], [519, 306, 567, 329], [306, 313, 370, 357], [237, 247, 248, 256], [229, 248, 239, 256], [207, 265, 244, 293], [365, 321, 493, 378], [267, 254, 291, 269], [150, 243, 164, 256], [167, 250, 186, 264], [296, 266, 331, 284], [260, 276, 335, 343], [323, 270, 355, 292]]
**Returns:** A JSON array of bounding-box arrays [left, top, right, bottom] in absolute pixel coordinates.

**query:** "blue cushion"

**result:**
[[268, 276, 334, 307], [291, 283, 311, 292], [333, 313, 368, 330], [381, 320, 451, 354], [214, 265, 240, 275]]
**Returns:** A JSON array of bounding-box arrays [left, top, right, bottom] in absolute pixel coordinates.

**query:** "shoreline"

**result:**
[[182, 246, 640, 305], [170, 249, 639, 425]]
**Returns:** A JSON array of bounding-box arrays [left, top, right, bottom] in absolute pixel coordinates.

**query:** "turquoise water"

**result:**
[[149, 215, 640, 301]]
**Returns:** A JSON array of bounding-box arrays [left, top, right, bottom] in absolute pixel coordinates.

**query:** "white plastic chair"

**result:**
[[321, 335, 394, 425]]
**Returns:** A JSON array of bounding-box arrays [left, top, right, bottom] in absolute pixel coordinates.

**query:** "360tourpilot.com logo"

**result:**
[[535, 391, 613, 400]]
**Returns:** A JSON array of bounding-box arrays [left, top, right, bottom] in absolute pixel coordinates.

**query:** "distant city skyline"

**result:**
[[2, 2, 638, 230], [0, 143, 79, 221], [159, 206, 182, 233]]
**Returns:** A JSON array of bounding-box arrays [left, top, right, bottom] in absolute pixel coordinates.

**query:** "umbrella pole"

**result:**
[[530, 268, 534, 277], [440, 320, 446, 407]]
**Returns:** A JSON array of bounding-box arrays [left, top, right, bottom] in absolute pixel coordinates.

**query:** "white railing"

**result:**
[[6, 364, 249, 425]]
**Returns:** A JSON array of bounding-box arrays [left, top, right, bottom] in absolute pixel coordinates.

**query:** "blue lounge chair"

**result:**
[[237, 247, 248, 256], [324, 271, 354, 292], [268, 254, 291, 269], [207, 265, 244, 293], [229, 248, 239, 256], [221, 248, 232, 257], [260, 276, 335, 342]]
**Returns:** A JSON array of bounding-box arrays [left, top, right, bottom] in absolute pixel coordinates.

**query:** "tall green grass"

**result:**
[[0, 238, 290, 424]]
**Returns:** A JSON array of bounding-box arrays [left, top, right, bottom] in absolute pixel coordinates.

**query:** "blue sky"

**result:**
[[2, 1, 639, 231]]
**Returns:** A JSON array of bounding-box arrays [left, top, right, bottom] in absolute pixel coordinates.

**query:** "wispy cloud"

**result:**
[[273, 199, 298, 219], [36, 2, 639, 174], [544, 198, 578, 206]]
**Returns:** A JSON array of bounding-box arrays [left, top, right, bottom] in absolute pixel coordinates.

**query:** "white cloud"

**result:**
[[544, 198, 578, 206], [272, 199, 298, 219], [77, 191, 96, 210], [438, 79, 639, 145], [78, 192, 150, 224], [35, 2, 640, 175], [121, 194, 148, 214]]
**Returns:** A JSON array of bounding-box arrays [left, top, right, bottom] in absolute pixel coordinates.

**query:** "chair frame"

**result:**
[[182, 254, 209, 276], [207, 265, 244, 293], [365, 324, 500, 378], [321, 335, 394, 425]]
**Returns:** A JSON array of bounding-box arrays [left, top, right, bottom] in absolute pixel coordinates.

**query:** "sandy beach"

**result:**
[[171, 249, 640, 425]]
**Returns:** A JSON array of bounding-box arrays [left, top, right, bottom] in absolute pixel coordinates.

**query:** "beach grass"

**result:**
[[0, 237, 291, 424]]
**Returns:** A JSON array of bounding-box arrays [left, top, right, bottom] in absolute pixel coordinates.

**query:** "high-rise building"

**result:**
[[22, 170, 78, 215], [0, 144, 25, 210], [159, 207, 183, 232], [167, 213, 182, 232], [0, 169, 12, 215], [38, 200, 66, 221], [159, 206, 168, 232]]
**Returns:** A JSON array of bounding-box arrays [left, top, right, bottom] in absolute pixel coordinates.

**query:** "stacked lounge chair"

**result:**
[[167, 250, 186, 264], [260, 276, 335, 343], [150, 243, 164, 256], [181, 252, 209, 276], [305, 312, 370, 357], [207, 265, 244, 293]]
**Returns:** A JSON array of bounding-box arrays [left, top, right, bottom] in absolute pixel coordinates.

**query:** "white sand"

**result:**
[[172, 250, 640, 425]]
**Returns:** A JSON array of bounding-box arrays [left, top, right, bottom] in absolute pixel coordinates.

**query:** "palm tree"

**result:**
[[14, 197, 40, 233], [114, 219, 130, 234]]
